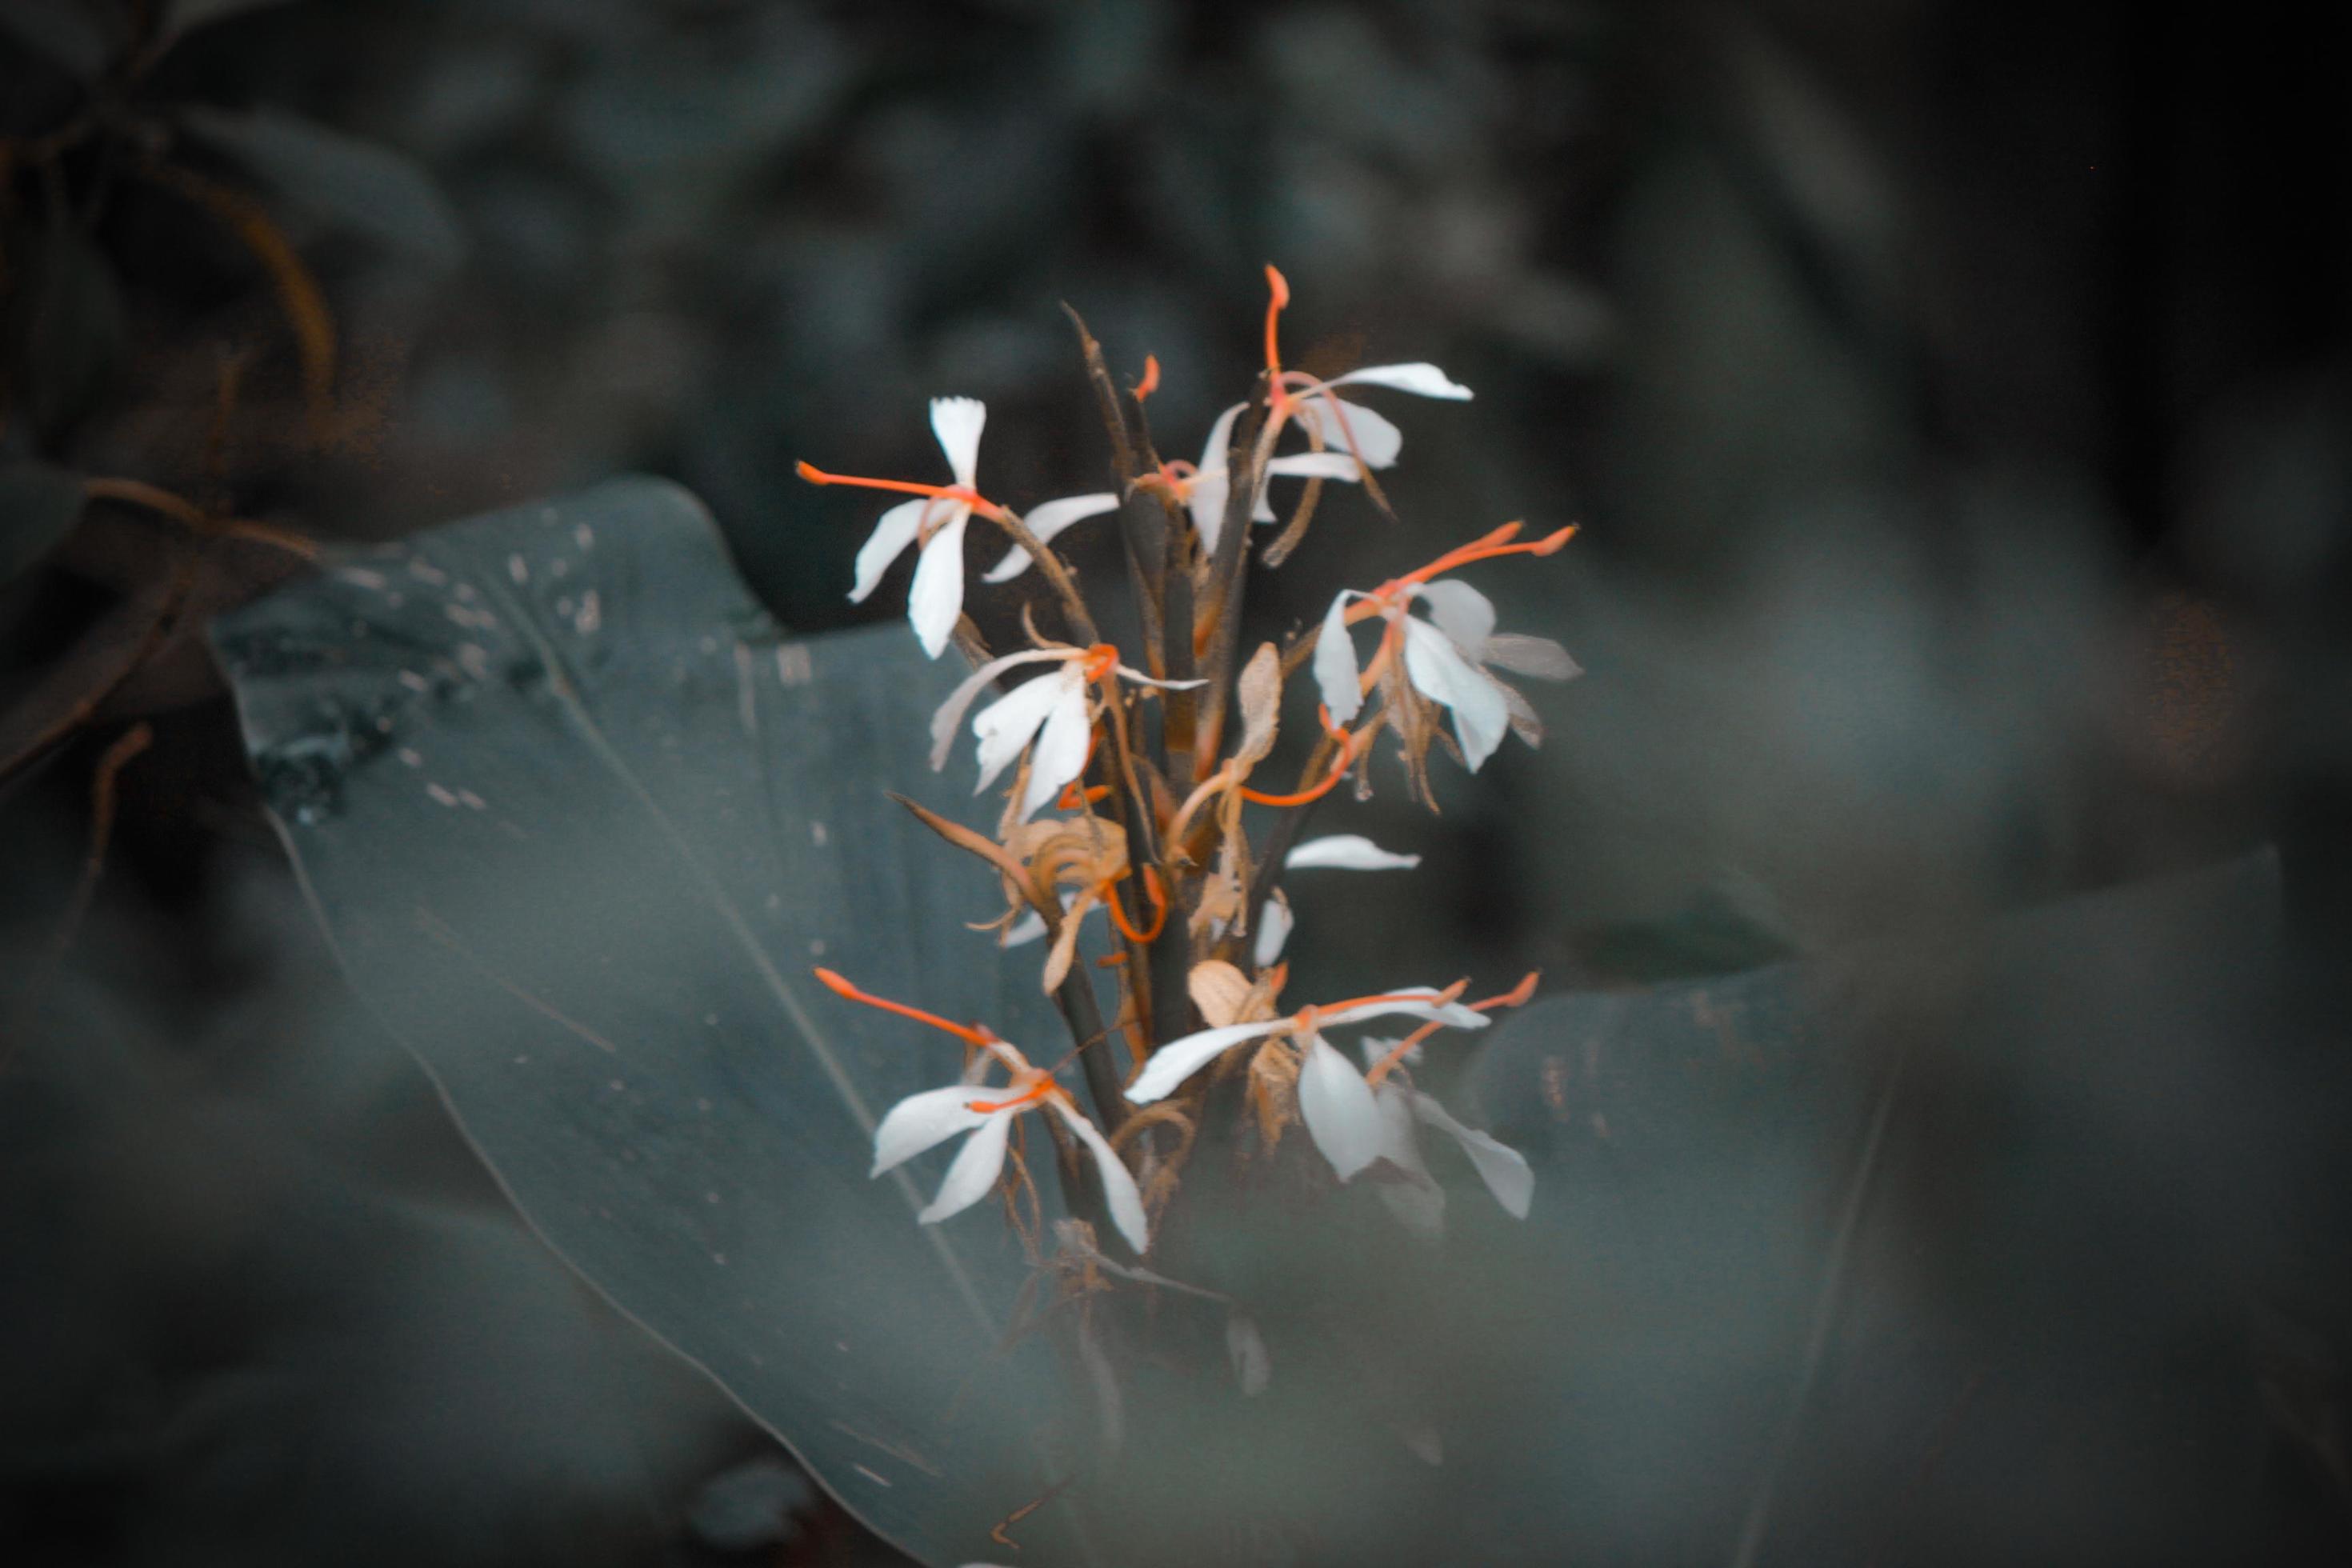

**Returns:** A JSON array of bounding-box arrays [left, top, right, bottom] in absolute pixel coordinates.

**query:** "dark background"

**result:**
[[2, 1, 2347, 1563]]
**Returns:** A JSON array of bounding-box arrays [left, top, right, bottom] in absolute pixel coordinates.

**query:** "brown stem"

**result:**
[[985, 510, 1099, 648], [1189, 383, 1270, 780]]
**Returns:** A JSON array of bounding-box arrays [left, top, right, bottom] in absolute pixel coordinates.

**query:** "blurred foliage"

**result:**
[[3, 0, 2350, 1563]]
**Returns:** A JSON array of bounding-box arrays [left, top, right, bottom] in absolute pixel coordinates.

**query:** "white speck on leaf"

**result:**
[[426, 783, 458, 807]]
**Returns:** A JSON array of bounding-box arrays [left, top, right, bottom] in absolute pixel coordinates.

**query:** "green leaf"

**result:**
[[0, 0, 122, 80], [210, 478, 1090, 1568], [0, 461, 86, 586], [178, 107, 466, 268], [2, 215, 127, 443]]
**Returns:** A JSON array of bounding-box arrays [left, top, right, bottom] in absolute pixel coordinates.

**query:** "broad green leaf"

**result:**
[[178, 107, 466, 268], [0, 461, 86, 586], [211, 478, 1094, 1566]]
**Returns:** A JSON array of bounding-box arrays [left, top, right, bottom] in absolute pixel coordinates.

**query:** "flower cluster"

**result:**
[[801, 266, 1578, 1314]]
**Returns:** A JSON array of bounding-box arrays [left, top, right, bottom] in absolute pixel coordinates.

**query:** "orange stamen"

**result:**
[[797, 461, 998, 515], [1238, 724, 1370, 807], [1104, 866, 1168, 944], [1393, 522, 1578, 594], [1301, 978, 1468, 1027], [1054, 780, 1114, 811], [1365, 974, 1537, 1084], [1263, 263, 1290, 379], [1472, 970, 1541, 1012], [813, 967, 996, 1048], [968, 1077, 1056, 1115], [1080, 642, 1121, 682], [1131, 354, 1160, 401]]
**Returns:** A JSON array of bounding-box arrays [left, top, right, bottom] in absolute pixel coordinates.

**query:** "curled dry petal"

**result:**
[[1188, 959, 1254, 1028], [1234, 642, 1282, 770]]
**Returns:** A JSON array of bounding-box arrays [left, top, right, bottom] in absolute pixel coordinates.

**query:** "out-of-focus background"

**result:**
[[2, 1, 2346, 1563]]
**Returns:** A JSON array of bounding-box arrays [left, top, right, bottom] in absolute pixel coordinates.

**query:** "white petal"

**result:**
[[1294, 395, 1402, 469], [1253, 889, 1294, 968], [1015, 677, 1092, 822], [1372, 1082, 1446, 1240], [849, 498, 930, 603], [930, 396, 986, 490], [1113, 665, 1209, 692], [1266, 450, 1370, 482], [999, 907, 1046, 947], [917, 1107, 1015, 1225], [1354, 1034, 1424, 1070], [1296, 1033, 1386, 1181], [1316, 991, 1490, 1033], [1226, 1314, 1271, 1396], [1286, 834, 1422, 872], [1322, 362, 1474, 400], [972, 667, 1072, 793], [1482, 632, 1582, 682], [906, 509, 971, 659], [1411, 1092, 1534, 1218], [872, 1084, 992, 1177], [1410, 579, 1496, 662], [1189, 403, 1244, 554], [930, 648, 1073, 770], [983, 493, 1120, 582], [1125, 1019, 1289, 1104], [1313, 591, 1364, 724], [1402, 615, 1510, 770], [1053, 1098, 1150, 1254]]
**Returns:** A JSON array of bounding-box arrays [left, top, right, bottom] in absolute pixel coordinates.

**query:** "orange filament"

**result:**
[[1393, 522, 1578, 594], [1263, 263, 1290, 382], [813, 967, 996, 1048], [1104, 866, 1168, 944], [967, 1077, 1057, 1115], [1365, 973, 1538, 1084], [1471, 970, 1542, 1012], [1238, 721, 1372, 807], [796, 461, 1000, 516], [1054, 780, 1114, 811], [1131, 354, 1160, 401], [1298, 978, 1468, 1031], [1080, 642, 1121, 682]]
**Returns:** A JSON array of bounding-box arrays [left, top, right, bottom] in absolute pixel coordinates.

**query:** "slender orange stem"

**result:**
[[1263, 263, 1290, 379], [813, 967, 995, 1047], [1301, 978, 1468, 1027], [968, 1078, 1056, 1115], [797, 461, 998, 514], [1104, 866, 1167, 944]]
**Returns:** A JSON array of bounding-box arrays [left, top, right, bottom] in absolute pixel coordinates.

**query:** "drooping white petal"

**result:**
[[1402, 614, 1510, 770], [972, 666, 1074, 793], [1189, 403, 1245, 553], [871, 1084, 993, 1177], [1125, 1018, 1290, 1104], [1296, 1032, 1386, 1181], [1314, 990, 1490, 1033], [1355, 1034, 1424, 1071], [1321, 362, 1474, 400], [906, 509, 971, 658], [1015, 674, 1093, 822], [917, 1106, 1016, 1225], [1226, 1313, 1271, 1396], [1000, 907, 1046, 947], [1052, 1098, 1150, 1254], [1265, 450, 1373, 482], [982, 493, 1121, 582], [1313, 591, 1364, 725], [849, 498, 931, 604], [1410, 579, 1497, 662], [1410, 1091, 1534, 1218], [930, 647, 1074, 770], [1253, 888, 1294, 968], [1294, 394, 1403, 470], [1371, 1082, 1446, 1240], [1286, 834, 1422, 872], [930, 396, 987, 490], [1482, 632, 1582, 682]]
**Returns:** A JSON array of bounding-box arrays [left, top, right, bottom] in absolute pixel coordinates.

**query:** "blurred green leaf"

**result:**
[[3, 215, 127, 443], [178, 107, 466, 267], [0, 0, 121, 80], [0, 460, 85, 586], [210, 478, 1087, 1568]]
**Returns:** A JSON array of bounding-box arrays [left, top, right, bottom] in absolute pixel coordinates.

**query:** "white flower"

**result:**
[[927, 643, 1202, 824], [1124, 986, 1490, 1181], [1181, 402, 1369, 556], [1314, 525, 1580, 772], [980, 491, 1122, 583], [1357, 1038, 1534, 1237], [870, 1042, 1148, 1254]]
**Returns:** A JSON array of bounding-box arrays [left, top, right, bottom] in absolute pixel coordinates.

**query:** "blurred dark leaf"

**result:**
[[166, 0, 300, 40], [3, 214, 127, 443], [0, 0, 122, 81], [178, 106, 466, 268], [211, 478, 1090, 1568], [0, 461, 85, 586]]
